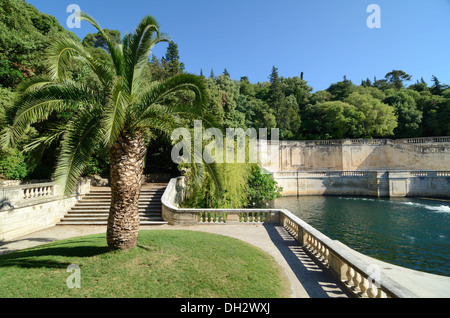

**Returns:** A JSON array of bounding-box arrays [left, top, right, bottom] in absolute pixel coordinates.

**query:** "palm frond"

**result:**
[[22, 122, 66, 153], [79, 12, 125, 78], [101, 78, 129, 146], [45, 35, 114, 87], [16, 75, 54, 93], [132, 74, 209, 123], [54, 108, 104, 197], [123, 15, 170, 94], [132, 104, 178, 134], [8, 82, 99, 147]]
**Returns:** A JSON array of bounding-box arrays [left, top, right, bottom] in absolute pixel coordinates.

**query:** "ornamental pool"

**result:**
[[272, 196, 450, 277]]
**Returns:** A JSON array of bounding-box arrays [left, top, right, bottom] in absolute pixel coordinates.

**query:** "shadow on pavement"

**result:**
[[263, 223, 352, 298]]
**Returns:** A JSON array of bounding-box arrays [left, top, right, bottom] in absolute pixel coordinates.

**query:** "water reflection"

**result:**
[[273, 196, 450, 276]]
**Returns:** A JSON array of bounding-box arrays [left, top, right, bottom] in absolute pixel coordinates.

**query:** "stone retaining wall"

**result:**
[[260, 137, 450, 172], [273, 170, 450, 198], [0, 179, 91, 242]]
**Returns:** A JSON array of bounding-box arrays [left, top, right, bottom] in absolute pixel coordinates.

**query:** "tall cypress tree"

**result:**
[[268, 66, 285, 114], [161, 40, 185, 78]]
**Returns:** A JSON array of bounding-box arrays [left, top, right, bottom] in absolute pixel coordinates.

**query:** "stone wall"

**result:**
[[260, 137, 450, 172], [0, 179, 91, 242], [257, 137, 450, 198], [273, 170, 450, 198]]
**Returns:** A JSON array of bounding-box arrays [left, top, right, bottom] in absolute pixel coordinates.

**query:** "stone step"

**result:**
[[89, 189, 165, 193], [80, 195, 162, 200], [71, 207, 161, 211], [87, 192, 164, 195], [58, 186, 166, 226], [74, 201, 161, 206], [70, 207, 161, 212], [61, 215, 163, 221], [85, 195, 163, 200], [58, 220, 167, 225], [73, 205, 161, 209], [63, 211, 162, 217]]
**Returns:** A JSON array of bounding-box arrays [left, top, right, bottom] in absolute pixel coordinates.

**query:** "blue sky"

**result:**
[[27, 0, 450, 91]]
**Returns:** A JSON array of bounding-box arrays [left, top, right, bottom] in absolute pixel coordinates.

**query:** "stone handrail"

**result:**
[[397, 136, 450, 144], [161, 177, 419, 298], [279, 210, 418, 298], [272, 171, 370, 178], [161, 177, 279, 225], [21, 182, 55, 200], [0, 179, 90, 211]]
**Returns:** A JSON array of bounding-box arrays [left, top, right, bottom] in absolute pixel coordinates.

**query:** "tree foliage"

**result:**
[[0, 0, 448, 196]]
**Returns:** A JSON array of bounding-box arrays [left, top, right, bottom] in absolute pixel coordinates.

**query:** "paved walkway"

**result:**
[[1, 223, 449, 298]]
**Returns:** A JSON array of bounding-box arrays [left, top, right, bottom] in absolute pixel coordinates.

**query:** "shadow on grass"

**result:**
[[0, 240, 109, 269]]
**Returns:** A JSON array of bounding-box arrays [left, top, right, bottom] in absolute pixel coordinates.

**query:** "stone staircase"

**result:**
[[58, 186, 167, 225]]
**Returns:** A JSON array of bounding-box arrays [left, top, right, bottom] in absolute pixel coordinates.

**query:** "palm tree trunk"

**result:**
[[107, 131, 147, 251]]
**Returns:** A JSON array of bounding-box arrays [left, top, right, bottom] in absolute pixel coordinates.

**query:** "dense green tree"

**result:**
[[415, 91, 449, 136], [327, 76, 355, 100], [409, 77, 429, 92], [0, 0, 78, 89], [383, 89, 422, 137], [385, 70, 412, 89], [161, 41, 185, 78], [213, 74, 244, 128], [268, 66, 285, 115], [82, 29, 122, 51], [430, 75, 449, 95], [281, 76, 312, 110], [344, 92, 398, 137], [307, 101, 363, 139], [239, 76, 255, 97]]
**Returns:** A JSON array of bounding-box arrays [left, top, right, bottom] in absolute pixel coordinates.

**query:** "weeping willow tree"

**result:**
[[178, 132, 280, 209], [181, 160, 250, 209], [1, 13, 213, 251]]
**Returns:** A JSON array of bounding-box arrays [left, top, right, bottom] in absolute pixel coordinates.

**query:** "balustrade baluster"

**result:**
[[346, 267, 355, 287], [324, 247, 330, 265], [359, 277, 369, 296], [353, 272, 362, 293], [367, 283, 378, 298], [317, 241, 323, 260], [377, 289, 386, 298]]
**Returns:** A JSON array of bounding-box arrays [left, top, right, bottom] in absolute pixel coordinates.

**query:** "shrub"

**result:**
[[0, 148, 28, 180], [247, 165, 283, 207]]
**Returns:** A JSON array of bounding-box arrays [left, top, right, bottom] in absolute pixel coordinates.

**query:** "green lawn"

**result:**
[[0, 230, 291, 298]]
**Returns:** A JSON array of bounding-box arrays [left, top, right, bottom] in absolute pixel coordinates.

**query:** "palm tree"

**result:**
[[2, 13, 210, 251]]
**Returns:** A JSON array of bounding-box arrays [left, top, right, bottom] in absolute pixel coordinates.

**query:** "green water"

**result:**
[[273, 196, 450, 277]]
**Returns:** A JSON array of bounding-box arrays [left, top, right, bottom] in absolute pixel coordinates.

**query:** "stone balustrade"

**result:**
[[21, 183, 55, 200], [0, 179, 90, 241], [271, 170, 450, 198], [279, 210, 418, 298], [161, 177, 419, 298], [397, 136, 450, 144]]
